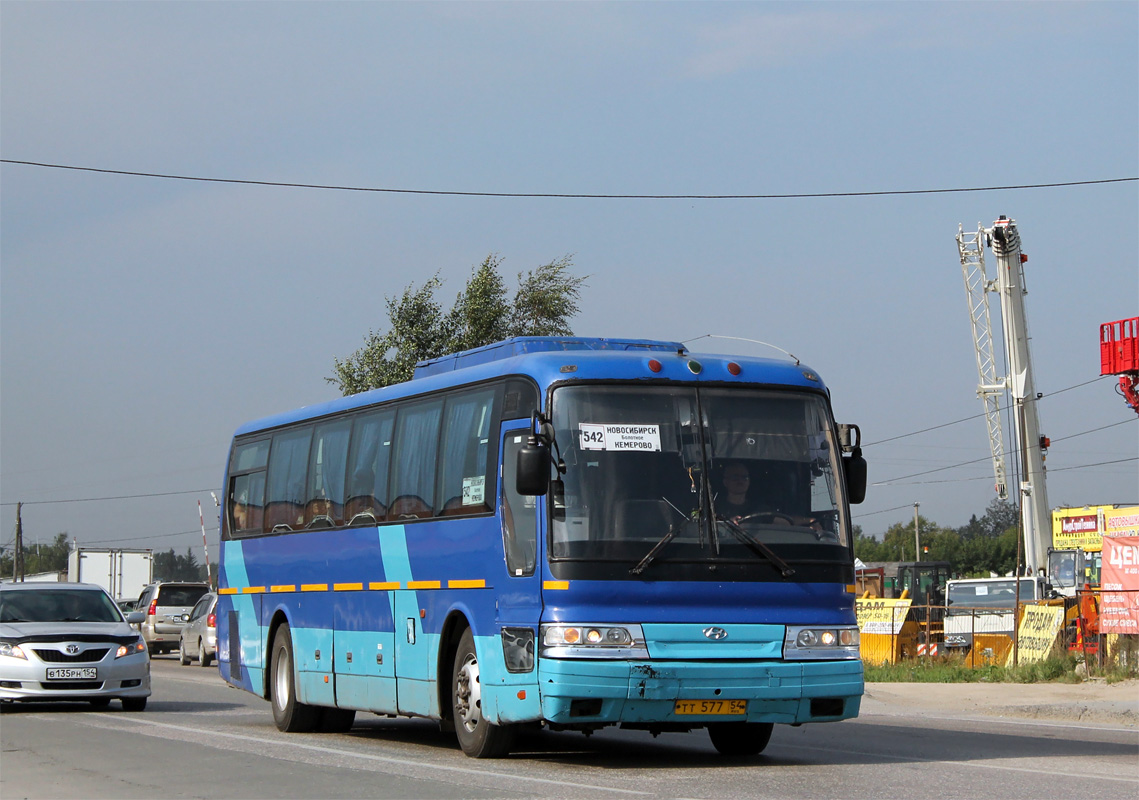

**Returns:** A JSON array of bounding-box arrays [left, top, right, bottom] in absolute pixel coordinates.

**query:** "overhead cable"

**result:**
[[2, 159, 1135, 200]]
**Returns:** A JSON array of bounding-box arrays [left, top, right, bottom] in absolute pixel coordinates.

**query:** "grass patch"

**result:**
[[864, 653, 1083, 684]]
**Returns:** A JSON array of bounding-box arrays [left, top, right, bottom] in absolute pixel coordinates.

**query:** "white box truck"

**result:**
[[67, 547, 154, 603]]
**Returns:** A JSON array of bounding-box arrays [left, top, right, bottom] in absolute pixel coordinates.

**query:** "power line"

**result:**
[[852, 504, 917, 520], [863, 376, 1113, 448], [2, 159, 1136, 200], [0, 488, 219, 507], [80, 526, 220, 548], [1047, 457, 1138, 474], [872, 416, 1137, 486]]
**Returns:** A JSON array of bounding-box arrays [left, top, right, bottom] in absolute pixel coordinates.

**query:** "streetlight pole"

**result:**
[[914, 502, 921, 562]]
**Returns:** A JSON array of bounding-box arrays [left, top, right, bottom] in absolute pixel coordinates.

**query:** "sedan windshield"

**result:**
[[0, 590, 123, 623], [549, 384, 850, 581]]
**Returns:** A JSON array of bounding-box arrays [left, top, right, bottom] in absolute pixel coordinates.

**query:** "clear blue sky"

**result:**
[[2, 2, 1136, 562]]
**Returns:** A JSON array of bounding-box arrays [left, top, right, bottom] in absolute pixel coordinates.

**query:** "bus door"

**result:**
[[388, 529, 432, 716], [495, 424, 544, 722]]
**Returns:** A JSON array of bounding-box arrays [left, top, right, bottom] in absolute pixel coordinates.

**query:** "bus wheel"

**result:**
[[271, 623, 320, 733], [452, 628, 515, 758], [708, 722, 773, 756]]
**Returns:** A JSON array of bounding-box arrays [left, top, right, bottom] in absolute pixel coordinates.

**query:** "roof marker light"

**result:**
[[687, 360, 702, 375], [727, 362, 742, 376], [648, 359, 663, 373]]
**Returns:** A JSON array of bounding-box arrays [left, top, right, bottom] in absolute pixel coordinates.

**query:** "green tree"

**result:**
[[153, 548, 206, 582], [954, 498, 1020, 576], [329, 254, 586, 394], [0, 532, 71, 577]]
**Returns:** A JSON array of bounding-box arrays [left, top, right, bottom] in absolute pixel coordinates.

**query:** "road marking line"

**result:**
[[791, 742, 1139, 783], [74, 714, 655, 796]]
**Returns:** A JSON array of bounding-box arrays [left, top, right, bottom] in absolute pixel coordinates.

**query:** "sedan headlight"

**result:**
[[0, 642, 27, 660], [783, 626, 859, 660], [540, 624, 648, 659], [115, 640, 147, 659]]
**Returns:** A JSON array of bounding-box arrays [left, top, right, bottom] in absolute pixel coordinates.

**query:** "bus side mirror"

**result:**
[[844, 454, 867, 504], [838, 423, 866, 504], [516, 440, 550, 496]]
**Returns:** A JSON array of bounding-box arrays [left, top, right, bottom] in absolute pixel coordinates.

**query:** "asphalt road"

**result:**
[[2, 656, 1136, 800]]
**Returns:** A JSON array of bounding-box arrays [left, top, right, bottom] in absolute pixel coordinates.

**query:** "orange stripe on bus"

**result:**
[[218, 588, 238, 595], [543, 580, 570, 590], [242, 586, 265, 594], [369, 581, 400, 591], [448, 579, 486, 589], [301, 584, 328, 592], [334, 583, 363, 592], [270, 585, 296, 593], [407, 580, 441, 590]]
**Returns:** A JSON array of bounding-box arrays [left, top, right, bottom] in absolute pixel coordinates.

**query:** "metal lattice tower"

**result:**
[[957, 223, 1008, 500]]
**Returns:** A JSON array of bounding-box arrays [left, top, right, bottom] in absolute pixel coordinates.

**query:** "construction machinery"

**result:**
[[1100, 317, 1139, 415], [957, 217, 1050, 573]]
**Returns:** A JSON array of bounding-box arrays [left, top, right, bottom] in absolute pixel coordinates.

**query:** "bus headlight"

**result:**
[[783, 626, 859, 660], [540, 624, 649, 659]]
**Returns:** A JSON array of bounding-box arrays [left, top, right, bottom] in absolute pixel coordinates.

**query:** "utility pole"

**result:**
[[14, 502, 25, 581], [913, 503, 921, 562]]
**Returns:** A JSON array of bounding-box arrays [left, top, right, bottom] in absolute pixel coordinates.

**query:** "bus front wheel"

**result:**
[[271, 623, 320, 733], [452, 628, 516, 758], [708, 721, 773, 756]]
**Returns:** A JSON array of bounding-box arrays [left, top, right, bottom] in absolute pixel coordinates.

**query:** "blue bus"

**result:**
[[217, 337, 867, 757]]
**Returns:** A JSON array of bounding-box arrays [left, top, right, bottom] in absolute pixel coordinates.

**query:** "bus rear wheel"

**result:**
[[452, 628, 515, 758], [271, 623, 320, 733], [708, 722, 773, 756]]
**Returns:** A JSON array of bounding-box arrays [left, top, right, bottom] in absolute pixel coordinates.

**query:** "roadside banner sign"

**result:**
[[1011, 605, 1065, 664], [1100, 535, 1139, 634], [855, 598, 912, 635]]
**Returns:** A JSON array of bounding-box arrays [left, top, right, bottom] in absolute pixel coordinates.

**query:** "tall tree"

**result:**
[[329, 254, 586, 394]]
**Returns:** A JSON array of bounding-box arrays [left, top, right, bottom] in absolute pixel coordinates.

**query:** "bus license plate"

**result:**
[[46, 668, 97, 680], [674, 699, 747, 716]]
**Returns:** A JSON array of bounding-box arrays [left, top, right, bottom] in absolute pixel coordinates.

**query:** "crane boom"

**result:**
[[957, 217, 1050, 572], [957, 224, 1009, 500]]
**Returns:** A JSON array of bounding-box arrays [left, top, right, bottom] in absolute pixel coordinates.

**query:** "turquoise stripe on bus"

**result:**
[[222, 540, 263, 688]]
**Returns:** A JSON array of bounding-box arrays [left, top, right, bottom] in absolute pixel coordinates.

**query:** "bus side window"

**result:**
[[501, 435, 537, 576], [389, 400, 443, 521], [227, 439, 269, 538], [305, 419, 351, 528], [437, 388, 497, 517], [345, 409, 395, 525], [265, 428, 313, 532]]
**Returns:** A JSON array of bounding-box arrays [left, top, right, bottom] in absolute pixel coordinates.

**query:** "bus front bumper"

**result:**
[[537, 658, 862, 726]]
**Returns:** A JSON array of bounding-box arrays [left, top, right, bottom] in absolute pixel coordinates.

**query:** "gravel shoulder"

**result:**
[[862, 679, 1138, 727]]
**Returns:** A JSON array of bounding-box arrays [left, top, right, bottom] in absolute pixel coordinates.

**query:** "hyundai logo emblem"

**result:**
[[703, 627, 728, 641], [65, 644, 80, 655]]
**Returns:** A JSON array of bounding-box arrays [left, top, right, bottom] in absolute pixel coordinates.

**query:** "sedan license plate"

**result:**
[[46, 667, 97, 680], [674, 699, 747, 716]]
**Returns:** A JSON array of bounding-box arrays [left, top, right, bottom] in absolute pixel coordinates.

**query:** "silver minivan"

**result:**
[[135, 582, 210, 655], [178, 592, 217, 667]]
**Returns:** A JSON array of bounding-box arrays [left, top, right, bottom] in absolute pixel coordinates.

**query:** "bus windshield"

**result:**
[[549, 384, 849, 578]]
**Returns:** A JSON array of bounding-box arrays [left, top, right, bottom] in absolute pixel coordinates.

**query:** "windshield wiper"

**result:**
[[630, 500, 692, 576], [718, 516, 796, 579]]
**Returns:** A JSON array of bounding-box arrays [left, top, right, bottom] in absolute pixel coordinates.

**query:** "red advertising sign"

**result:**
[[1100, 535, 1139, 633]]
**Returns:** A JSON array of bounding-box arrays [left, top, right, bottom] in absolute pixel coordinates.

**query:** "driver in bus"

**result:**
[[718, 461, 760, 521], [717, 460, 823, 531]]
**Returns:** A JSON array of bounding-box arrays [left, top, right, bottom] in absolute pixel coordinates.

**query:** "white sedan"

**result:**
[[0, 582, 151, 710]]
